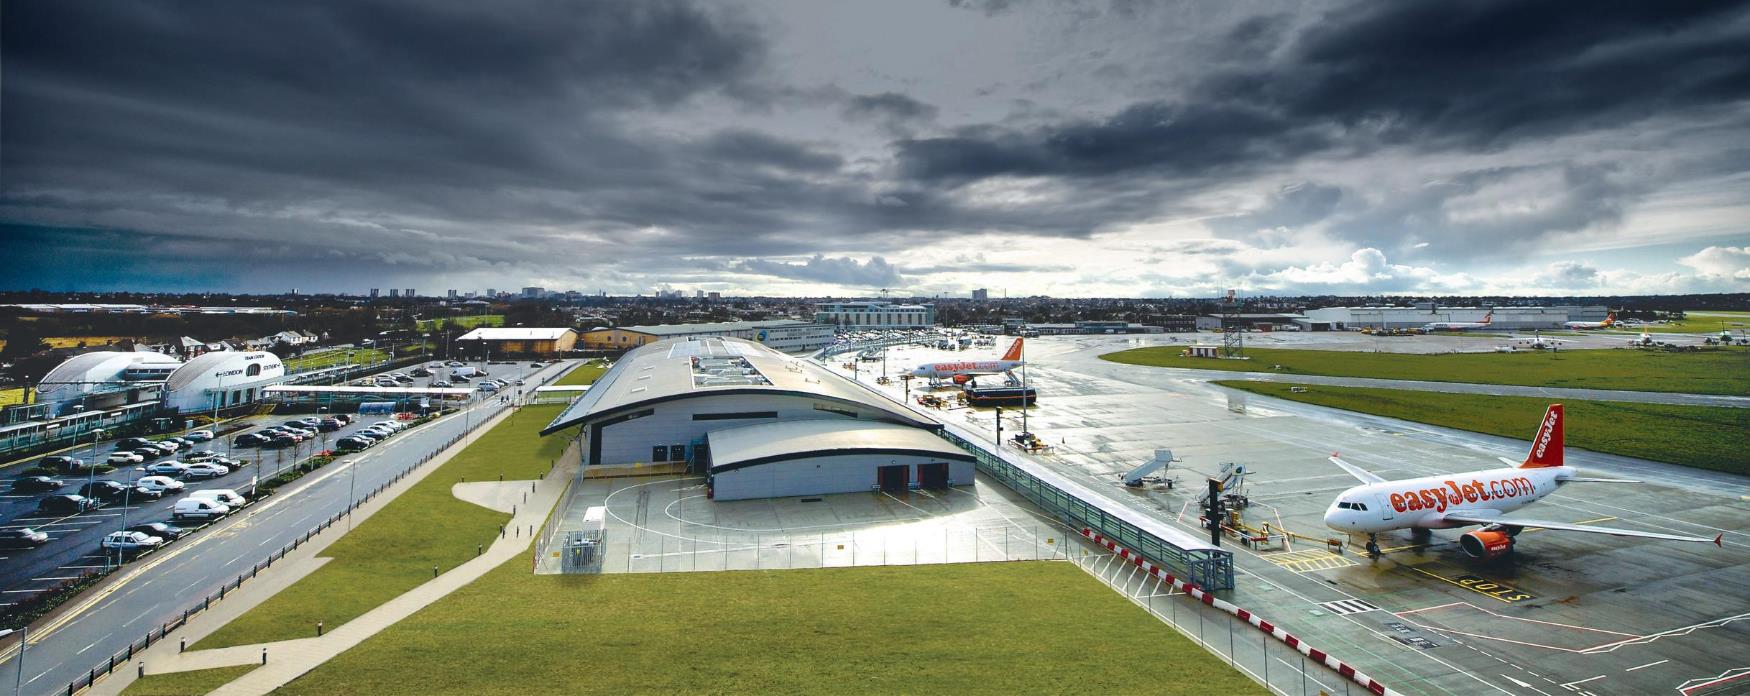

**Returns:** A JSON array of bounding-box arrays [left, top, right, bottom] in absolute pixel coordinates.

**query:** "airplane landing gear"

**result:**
[[1365, 534, 1381, 559]]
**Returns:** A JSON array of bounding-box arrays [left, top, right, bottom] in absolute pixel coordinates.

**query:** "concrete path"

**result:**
[[451, 480, 539, 514], [86, 403, 561, 696]]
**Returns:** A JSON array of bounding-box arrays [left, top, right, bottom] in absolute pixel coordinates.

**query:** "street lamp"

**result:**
[[347, 457, 359, 531], [85, 427, 107, 495]]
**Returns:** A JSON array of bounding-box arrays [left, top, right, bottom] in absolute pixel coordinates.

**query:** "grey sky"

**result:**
[[2, 0, 1747, 296]]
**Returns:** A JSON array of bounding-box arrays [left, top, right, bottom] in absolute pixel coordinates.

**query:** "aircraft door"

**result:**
[[1376, 494, 1395, 520]]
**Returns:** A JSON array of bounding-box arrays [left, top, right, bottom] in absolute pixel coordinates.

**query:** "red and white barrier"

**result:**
[[1080, 528, 1395, 696]]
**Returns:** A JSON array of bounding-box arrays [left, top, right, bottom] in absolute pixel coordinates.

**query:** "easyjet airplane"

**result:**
[[1421, 310, 1493, 332], [910, 338, 1024, 383], [1563, 311, 1617, 329], [1323, 404, 1721, 559]]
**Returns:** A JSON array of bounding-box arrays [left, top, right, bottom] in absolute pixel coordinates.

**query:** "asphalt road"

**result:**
[[0, 360, 573, 695]]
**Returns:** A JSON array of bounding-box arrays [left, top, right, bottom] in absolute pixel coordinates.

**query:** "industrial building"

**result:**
[[455, 327, 579, 356], [579, 320, 833, 354], [1193, 313, 1307, 331], [1301, 305, 1609, 330], [161, 351, 288, 413], [541, 337, 956, 499], [813, 301, 936, 329], [1022, 321, 1165, 336]]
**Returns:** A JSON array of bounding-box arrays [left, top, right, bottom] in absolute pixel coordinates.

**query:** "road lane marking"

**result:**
[[1626, 659, 1667, 672]]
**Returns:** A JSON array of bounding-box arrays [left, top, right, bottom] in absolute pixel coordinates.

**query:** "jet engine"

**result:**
[[1459, 529, 1514, 559], [952, 374, 973, 384]]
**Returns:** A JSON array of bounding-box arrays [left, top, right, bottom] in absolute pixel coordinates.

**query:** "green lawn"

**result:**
[[1101, 345, 1750, 396], [275, 560, 1263, 696], [1217, 381, 1750, 475], [195, 404, 581, 648], [416, 315, 504, 331], [1613, 312, 1750, 334], [551, 360, 608, 386], [124, 665, 257, 696]]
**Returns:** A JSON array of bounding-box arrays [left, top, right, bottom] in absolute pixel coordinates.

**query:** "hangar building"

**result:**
[[456, 327, 579, 357], [162, 351, 287, 413], [541, 337, 960, 499], [1302, 305, 1609, 330], [580, 320, 832, 354]]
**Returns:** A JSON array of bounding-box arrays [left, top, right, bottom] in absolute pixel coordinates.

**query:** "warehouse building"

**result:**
[[456, 327, 579, 357], [33, 351, 182, 416], [162, 351, 287, 413], [580, 320, 832, 354], [1302, 305, 1608, 330], [541, 337, 959, 500]]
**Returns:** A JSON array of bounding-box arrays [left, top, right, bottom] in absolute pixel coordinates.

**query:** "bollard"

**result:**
[[262, 648, 268, 665], [432, 565, 439, 578], [499, 474, 503, 481], [317, 621, 324, 637], [138, 662, 144, 678], [478, 544, 483, 556], [180, 638, 186, 653], [500, 525, 505, 538]]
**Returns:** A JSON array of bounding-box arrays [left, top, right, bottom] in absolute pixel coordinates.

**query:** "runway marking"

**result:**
[[1319, 598, 1379, 615], [1625, 659, 1667, 672], [1264, 548, 1357, 572], [1410, 568, 1523, 604], [1679, 667, 1750, 695], [1580, 611, 1750, 654]]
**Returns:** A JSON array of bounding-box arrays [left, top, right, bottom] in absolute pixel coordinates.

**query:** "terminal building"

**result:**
[[32, 351, 182, 416], [456, 327, 579, 357], [540, 337, 967, 500], [579, 320, 833, 354], [813, 301, 936, 329], [161, 351, 288, 413], [1301, 305, 1609, 330]]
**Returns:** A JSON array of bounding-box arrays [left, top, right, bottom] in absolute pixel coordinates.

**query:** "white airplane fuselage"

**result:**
[[1324, 466, 1568, 534], [910, 358, 1022, 380]]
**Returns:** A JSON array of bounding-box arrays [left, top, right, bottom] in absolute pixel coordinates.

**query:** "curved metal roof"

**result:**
[[37, 351, 182, 398], [705, 419, 971, 473], [540, 337, 935, 435], [164, 351, 285, 391]]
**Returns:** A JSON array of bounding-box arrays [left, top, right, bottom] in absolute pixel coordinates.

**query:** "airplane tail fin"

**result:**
[[1604, 312, 1616, 326], [1521, 403, 1564, 468], [1001, 338, 1024, 362], [1482, 310, 1493, 324]]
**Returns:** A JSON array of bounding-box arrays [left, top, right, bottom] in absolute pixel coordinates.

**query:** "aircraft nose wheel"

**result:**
[[1365, 534, 1381, 558]]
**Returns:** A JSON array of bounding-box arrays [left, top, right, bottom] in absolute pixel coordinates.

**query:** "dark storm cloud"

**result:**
[[731, 255, 904, 287], [842, 93, 940, 135], [697, 130, 844, 173]]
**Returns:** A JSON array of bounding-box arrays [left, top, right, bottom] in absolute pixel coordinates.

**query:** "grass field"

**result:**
[[552, 360, 607, 386], [1217, 381, 1750, 475], [124, 665, 257, 696], [1617, 311, 1750, 334], [273, 560, 1262, 696], [1101, 345, 1750, 396], [45, 336, 138, 349], [415, 315, 504, 331], [195, 404, 582, 648]]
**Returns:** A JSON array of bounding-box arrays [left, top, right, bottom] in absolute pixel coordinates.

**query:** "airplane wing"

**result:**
[[1440, 510, 1721, 544], [1328, 454, 1386, 485]]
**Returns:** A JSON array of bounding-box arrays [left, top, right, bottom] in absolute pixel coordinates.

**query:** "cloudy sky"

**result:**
[[3, 0, 1748, 297]]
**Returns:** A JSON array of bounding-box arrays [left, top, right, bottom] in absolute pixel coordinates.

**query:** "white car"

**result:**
[[182, 462, 231, 479], [101, 531, 163, 552], [136, 475, 186, 494], [372, 421, 404, 432], [108, 451, 145, 465], [186, 430, 215, 442], [145, 461, 189, 477]]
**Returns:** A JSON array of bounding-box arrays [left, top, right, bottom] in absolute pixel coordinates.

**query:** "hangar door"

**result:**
[[878, 465, 908, 492], [918, 462, 949, 489]]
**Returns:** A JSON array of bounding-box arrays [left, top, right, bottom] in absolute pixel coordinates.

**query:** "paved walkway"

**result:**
[[88, 403, 575, 696]]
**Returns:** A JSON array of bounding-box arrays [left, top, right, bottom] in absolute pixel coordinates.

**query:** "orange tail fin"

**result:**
[[1521, 404, 1564, 468], [1001, 338, 1024, 362], [1482, 310, 1493, 324]]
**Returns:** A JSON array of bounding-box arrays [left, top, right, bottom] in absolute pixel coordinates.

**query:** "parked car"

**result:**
[[183, 450, 220, 462], [145, 461, 189, 477], [430, 380, 452, 388], [11, 475, 64, 493], [332, 414, 355, 425], [317, 419, 343, 432], [109, 451, 146, 465], [165, 437, 195, 448], [172, 497, 231, 521], [185, 430, 215, 442], [37, 494, 95, 515], [131, 447, 166, 460], [528, 362, 544, 368], [126, 521, 186, 540], [265, 435, 299, 449], [234, 433, 268, 447], [335, 437, 372, 452], [513, 379, 525, 386], [444, 360, 464, 367], [136, 475, 186, 494], [188, 488, 248, 508], [101, 530, 163, 553], [182, 462, 231, 479], [477, 382, 500, 393], [117, 437, 154, 450], [410, 368, 432, 377], [79, 480, 135, 500], [0, 528, 49, 549], [153, 440, 183, 452]]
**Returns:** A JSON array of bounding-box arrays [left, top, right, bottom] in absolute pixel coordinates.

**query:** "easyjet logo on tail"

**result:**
[[1001, 338, 1024, 362], [1521, 404, 1564, 468]]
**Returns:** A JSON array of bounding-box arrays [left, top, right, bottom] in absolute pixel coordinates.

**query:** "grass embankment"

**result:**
[[196, 404, 582, 648], [283, 347, 388, 372], [415, 315, 504, 331], [1218, 381, 1750, 475], [124, 665, 257, 696], [1620, 310, 1750, 334], [276, 560, 1262, 696], [1102, 345, 1750, 396], [551, 360, 608, 386]]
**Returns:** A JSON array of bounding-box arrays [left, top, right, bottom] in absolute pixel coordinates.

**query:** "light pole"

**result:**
[[347, 457, 358, 531], [85, 427, 107, 499]]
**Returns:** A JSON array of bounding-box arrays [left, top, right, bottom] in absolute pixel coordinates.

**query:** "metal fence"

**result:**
[[596, 522, 1071, 574], [1072, 548, 1367, 696]]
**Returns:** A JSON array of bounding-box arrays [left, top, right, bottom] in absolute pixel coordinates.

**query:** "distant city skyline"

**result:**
[[2, 1, 1747, 297]]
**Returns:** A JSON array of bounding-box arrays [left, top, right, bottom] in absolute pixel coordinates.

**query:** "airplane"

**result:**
[[1629, 332, 1656, 347], [1563, 311, 1618, 329], [1421, 310, 1493, 332], [1515, 329, 1569, 350], [910, 338, 1024, 384], [1323, 403, 1722, 559]]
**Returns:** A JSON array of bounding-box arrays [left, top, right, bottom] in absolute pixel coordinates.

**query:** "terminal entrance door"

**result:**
[[878, 465, 908, 492], [918, 462, 949, 489]]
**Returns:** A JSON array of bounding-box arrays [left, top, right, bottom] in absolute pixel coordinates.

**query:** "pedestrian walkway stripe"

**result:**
[[1320, 599, 1379, 616]]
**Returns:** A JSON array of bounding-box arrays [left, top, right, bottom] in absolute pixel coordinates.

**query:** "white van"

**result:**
[[187, 489, 248, 509], [173, 497, 231, 521]]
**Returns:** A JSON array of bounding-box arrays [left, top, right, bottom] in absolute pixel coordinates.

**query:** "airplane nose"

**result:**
[[1323, 507, 1343, 530]]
